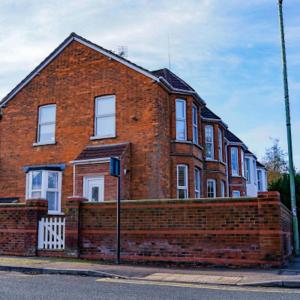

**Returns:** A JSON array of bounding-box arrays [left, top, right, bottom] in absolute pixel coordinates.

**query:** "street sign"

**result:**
[[110, 157, 120, 177]]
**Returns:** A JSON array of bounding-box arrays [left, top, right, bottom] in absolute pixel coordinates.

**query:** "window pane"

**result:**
[[96, 116, 115, 136], [231, 148, 238, 175], [92, 186, 99, 202], [205, 126, 213, 142], [31, 191, 42, 198], [32, 171, 42, 190], [178, 166, 186, 187], [176, 120, 186, 140], [176, 100, 185, 119], [206, 144, 213, 159], [48, 172, 58, 189], [40, 106, 56, 124], [96, 96, 115, 115], [178, 189, 187, 199], [47, 191, 58, 211], [39, 124, 55, 143]]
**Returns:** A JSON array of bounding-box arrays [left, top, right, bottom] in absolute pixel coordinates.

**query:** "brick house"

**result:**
[[0, 33, 267, 215]]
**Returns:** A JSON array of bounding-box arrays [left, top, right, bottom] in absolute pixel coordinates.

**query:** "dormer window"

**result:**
[[37, 104, 56, 144]]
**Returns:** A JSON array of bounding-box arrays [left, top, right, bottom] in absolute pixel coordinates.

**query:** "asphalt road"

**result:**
[[0, 271, 299, 300]]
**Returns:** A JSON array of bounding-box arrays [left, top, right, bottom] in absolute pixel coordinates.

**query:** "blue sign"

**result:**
[[110, 157, 120, 177]]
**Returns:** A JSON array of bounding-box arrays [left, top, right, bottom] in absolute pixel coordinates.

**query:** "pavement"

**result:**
[[0, 255, 300, 288]]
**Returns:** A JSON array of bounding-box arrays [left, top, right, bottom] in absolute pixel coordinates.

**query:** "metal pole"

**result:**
[[278, 0, 299, 255], [116, 174, 121, 264]]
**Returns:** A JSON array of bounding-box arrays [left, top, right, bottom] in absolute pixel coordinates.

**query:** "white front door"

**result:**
[[83, 176, 104, 202]]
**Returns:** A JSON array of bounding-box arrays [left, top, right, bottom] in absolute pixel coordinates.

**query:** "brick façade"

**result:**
[[0, 33, 263, 207]]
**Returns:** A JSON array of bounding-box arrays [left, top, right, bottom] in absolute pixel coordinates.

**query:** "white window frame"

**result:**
[[232, 190, 241, 198], [205, 125, 214, 160], [192, 104, 198, 144], [253, 161, 257, 185], [241, 150, 245, 178], [245, 158, 251, 183], [177, 164, 188, 199], [26, 170, 62, 214], [218, 128, 223, 162], [207, 179, 216, 198], [220, 180, 225, 197], [231, 147, 239, 176], [176, 99, 187, 141], [194, 168, 201, 198], [37, 104, 56, 144], [257, 170, 263, 191], [94, 95, 116, 138]]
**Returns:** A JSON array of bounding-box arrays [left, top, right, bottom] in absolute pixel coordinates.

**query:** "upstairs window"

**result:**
[[177, 165, 188, 199], [245, 158, 251, 183], [192, 105, 198, 144], [26, 170, 62, 214], [253, 160, 257, 184], [38, 105, 56, 144], [231, 147, 239, 176], [218, 128, 223, 161], [95, 95, 116, 138], [205, 125, 214, 160], [207, 179, 216, 198], [257, 170, 263, 191], [241, 150, 245, 177], [176, 99, 187, 141], [194, 168, 201, 198]]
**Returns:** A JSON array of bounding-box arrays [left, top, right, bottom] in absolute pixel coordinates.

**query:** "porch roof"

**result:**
[[74, 143, 129, 162]]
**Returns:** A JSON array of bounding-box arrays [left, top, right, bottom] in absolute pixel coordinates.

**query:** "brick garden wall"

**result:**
[[0, 200, 47, 256], [74, 191, 292, 267]]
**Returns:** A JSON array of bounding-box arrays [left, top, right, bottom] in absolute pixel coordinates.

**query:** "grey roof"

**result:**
[[225, 129, 245, 144], [256, 161, 266, 169], [152, 68, 195, 92], [201, 106, 221, 120], [0, 33, 205, 107]]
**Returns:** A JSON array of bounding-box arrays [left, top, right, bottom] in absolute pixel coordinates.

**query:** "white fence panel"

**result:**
[[38, 217, 65, 250]]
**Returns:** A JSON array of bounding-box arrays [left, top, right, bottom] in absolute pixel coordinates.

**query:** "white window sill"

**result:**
[[90, 135, 116, 140], [205, 158, 216, 161], [33, 141, 56, 147], [48, 211, 64, 216], [174, 140, 192, 144]]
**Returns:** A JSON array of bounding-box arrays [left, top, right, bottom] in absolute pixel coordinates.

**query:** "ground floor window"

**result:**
[[232, 190, 241, 198], [26, 170, 62, 214], [207, 179, 216, 198], [177, 164, 188, 199], [83, 176, 104, 202], [194, 168, 201, 198], [220, 181, 226, 197]]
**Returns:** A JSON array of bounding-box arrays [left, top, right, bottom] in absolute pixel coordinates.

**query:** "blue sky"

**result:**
[[0, 0, 299, 169]]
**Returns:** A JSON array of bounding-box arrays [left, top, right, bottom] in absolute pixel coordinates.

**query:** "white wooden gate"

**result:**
[[38, 217, 65, 250]]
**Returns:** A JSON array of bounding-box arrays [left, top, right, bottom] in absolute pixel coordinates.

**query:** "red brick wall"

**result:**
[[0, 40, 172, 203], [76, 191, 292, 267], [0, 200, 47, 256]]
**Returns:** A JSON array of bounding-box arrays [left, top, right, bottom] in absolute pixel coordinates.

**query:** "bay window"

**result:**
[[192, 105, 198, 144], [205, 125, 214, 160], [231, 147, 239, 176], [245, 158, 251, 183], [207, 179, 216, 198], [177, 164, 188, 199], [194, 168, 201, 198], [176, 99, 187, 141], [26, 170, 62, 214], [218, 128, 223, 161]]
